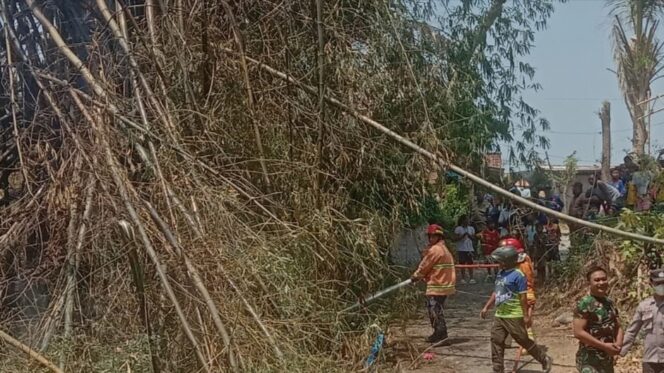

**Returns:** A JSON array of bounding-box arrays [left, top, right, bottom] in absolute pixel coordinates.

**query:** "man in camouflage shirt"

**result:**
[[573, 266, 624, 373]]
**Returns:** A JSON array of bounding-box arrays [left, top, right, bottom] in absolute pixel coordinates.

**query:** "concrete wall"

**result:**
[[390, 224, 427, 267]]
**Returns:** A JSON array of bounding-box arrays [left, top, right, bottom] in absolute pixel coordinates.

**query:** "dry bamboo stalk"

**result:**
[[63, 157, 84, 345], [219, 0, 271, 188], [104, 142, 213, 373], [313, 0, 326, 203], [148, 142, 178, 236], [158, 189, 285, 361], [176, 0, 185, 31], [70, 92, 213, 373], [220, 48, 664, 245], [3, 25, 31, 195], [22, 1, 147, 140], [113, 0, 172, 106], [64, 175, 97, 346], [143, 202, 240, 370], [0, 328, 63, 373], [39, 291, 65, 352], [96, 0, 178, 141], [74, 179, 96, 270], [25, 0, 108, 99], [145, 0, 157, 46], [116, 1, 178, 234], [190, 197, 204, 234], [116, 0, 147, 125], [0, 15, 274, 232], [30, 55, 279, 238]]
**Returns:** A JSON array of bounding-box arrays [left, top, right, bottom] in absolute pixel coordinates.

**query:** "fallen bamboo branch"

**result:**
[[219, 47, 664, 245], [0, 328, 63, 373]]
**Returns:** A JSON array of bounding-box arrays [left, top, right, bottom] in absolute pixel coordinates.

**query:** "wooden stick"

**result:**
[[219, 48, 664, 245], [0, 328, 63, 373]]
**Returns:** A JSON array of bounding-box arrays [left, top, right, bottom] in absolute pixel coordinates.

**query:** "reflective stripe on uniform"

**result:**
[[427, 284, 455, 290]]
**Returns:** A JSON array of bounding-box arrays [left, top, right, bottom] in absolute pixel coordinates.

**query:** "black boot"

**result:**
[[425, 332, 448, 344]]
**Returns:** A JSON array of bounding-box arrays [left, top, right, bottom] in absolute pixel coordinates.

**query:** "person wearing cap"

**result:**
[[480, 244, 553, 373], [619, 269, 664, 373], [410, 224, 456, 344]]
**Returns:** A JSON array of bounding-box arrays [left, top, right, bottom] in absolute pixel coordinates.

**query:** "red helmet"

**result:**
[[499, 237, 524, 253], [426, 224, 444, 236]]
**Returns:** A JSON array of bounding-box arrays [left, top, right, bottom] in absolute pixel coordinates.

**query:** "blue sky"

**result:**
[[523, 0, 664, 167]]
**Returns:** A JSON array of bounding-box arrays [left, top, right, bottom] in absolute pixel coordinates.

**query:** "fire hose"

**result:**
[[341, 264, 500, 313]]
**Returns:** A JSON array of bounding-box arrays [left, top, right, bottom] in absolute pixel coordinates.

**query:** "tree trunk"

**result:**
[[599, 101, 611, 181], [633, 110, 647, 156], [631, 89, 650, 157]]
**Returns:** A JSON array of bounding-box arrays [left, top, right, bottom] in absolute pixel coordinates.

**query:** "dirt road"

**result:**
[[389, 281, 578, 372]]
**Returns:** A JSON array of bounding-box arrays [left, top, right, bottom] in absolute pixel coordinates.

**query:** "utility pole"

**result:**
[[599, 101, 611, 181]]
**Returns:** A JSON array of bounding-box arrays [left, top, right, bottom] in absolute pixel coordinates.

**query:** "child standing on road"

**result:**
[[481, 245, 553, 373]]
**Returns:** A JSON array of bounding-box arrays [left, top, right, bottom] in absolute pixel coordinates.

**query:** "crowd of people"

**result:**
[[404, 154, 664, 372], [474, 190, 562, 285], [511, 154, 664, 221], [410, 225, 664, 373]]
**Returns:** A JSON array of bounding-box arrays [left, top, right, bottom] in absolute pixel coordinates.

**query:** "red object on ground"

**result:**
[[423, 352, 435, 361]]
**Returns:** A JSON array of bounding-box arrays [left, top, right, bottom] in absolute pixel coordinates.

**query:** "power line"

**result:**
[[548, 121, 664, 135]]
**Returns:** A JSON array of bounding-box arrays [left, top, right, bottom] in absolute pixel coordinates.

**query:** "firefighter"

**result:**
[[410, 224, 456, 344]]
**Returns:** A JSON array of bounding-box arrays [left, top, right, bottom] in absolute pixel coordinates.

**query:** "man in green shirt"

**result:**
[[573, 266, 624, 373]]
